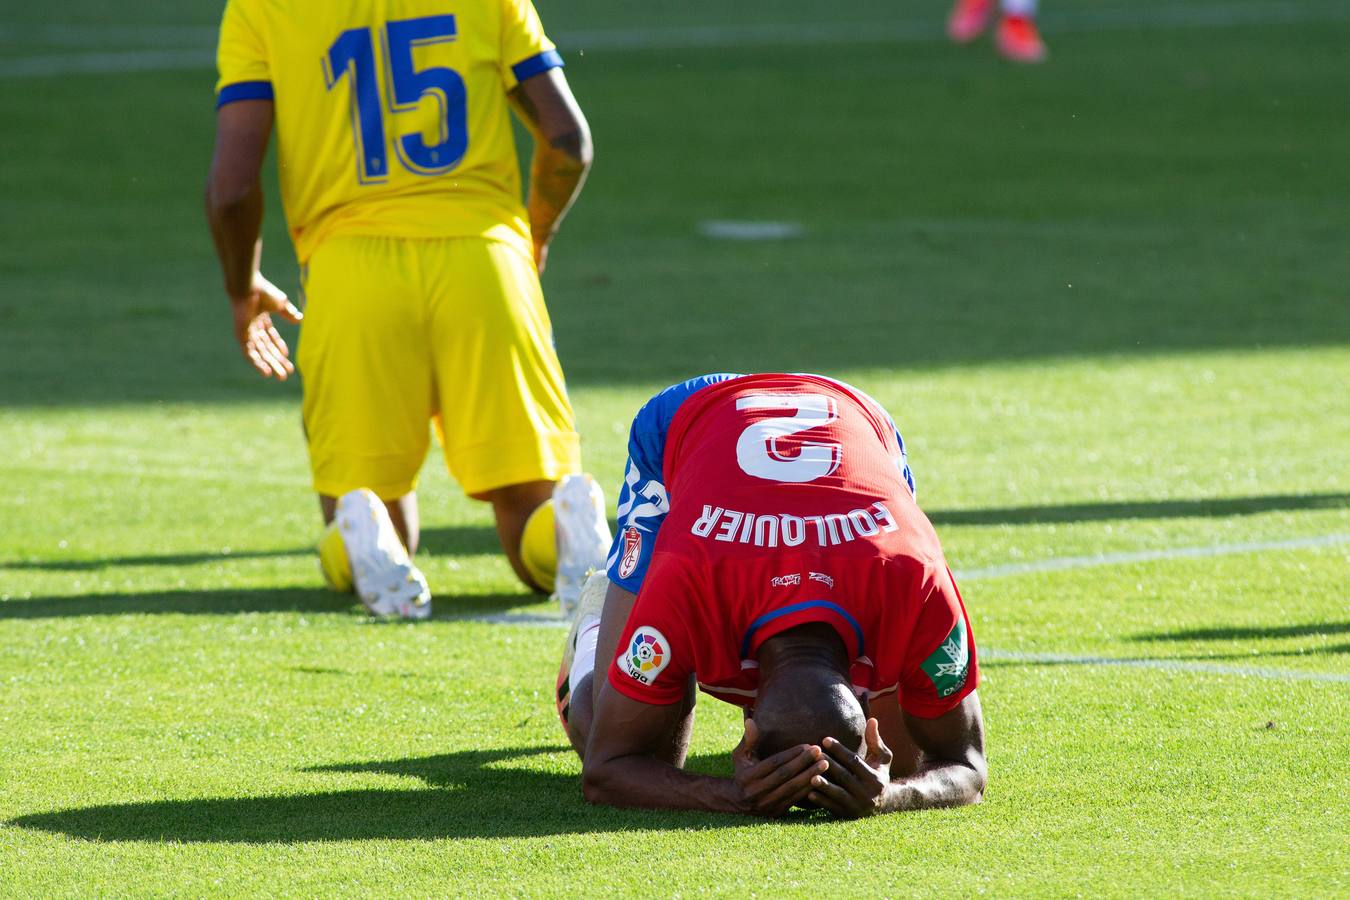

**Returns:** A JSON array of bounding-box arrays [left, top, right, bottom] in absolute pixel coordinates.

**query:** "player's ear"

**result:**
[[862, 717, 892, 766]]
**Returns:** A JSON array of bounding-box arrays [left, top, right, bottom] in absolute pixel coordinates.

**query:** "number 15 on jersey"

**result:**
[[324, 15, 468, 183]]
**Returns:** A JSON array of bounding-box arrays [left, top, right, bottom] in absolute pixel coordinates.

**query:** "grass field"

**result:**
[[2, 0, 1348, 895]]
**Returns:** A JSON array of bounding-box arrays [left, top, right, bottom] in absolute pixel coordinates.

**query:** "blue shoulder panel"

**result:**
[[825, 376, 916, 496], [605, 373, 741, 592]]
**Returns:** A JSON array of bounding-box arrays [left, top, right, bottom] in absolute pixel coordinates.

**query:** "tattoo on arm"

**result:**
[[509, 70, 592, 253], [547, 128, 586, 164]]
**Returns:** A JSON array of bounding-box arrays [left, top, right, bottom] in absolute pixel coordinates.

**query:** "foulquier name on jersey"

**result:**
[[690, 502, 898, 549]]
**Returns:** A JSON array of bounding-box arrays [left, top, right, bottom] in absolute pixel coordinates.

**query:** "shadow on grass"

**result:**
[[1130, 621, 1350, 643], [0, 547, 311, 572], [0, 525, 505, 573], [417, 524, 507, 558], [10, 490, 1335, 575], [8, 747, 762, 842], [927, 492, 1350, 527], [6, 19, 1350, 412], [0, 587, 534, 620]]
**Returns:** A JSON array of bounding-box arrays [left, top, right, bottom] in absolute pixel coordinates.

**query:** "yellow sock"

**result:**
[[520, 499, 557, 592], [318, 520, 353, 592]]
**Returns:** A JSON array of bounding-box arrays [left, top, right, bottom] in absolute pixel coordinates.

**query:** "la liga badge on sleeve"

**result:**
[[621, 625, 670, 684]]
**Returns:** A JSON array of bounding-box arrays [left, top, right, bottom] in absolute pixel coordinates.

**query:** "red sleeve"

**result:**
[[606, 554, 695, 705], [898, 565, 979, 718]]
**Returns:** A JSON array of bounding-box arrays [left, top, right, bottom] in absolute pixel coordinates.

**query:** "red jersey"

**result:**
[[606, 374, 978, 719]]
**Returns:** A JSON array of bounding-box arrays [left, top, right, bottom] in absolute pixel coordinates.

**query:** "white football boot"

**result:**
[[552, 474, 612, 617], [335, 488, 432, 620]]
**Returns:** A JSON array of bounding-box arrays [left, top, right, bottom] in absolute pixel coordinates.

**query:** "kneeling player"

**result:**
[[556, 373, 986, 817], [205, 0, 611, 619]]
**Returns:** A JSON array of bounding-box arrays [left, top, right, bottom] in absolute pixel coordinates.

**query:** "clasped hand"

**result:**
[[730, 717, 893, 818], [730, 719, 828, 817], [808, 717, 893, 818]]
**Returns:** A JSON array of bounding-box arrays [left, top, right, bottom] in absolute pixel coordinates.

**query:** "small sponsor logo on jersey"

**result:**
[[809, 571, 834, 589], [622, 626, 670, 685], [920, 620, 970, 698], [618, 526, 642, 578], [770, 573, 801, 588]]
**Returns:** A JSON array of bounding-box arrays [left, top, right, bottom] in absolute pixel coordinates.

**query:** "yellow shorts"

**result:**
[[297, 235, 580, 500]]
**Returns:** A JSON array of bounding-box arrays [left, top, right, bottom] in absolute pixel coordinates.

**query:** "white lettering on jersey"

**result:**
[[615, 459, 670, 529], [753, 514, 779, 548], [692, 505, 723, 537], [690, 502, 898, 549], [848, 509, 880, 537], [739, 512, 756, 543], [715, 510, 743, 542], [734, 394, 843, 483]]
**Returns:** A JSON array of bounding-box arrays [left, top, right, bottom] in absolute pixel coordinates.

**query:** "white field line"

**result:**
[[462, 532, 1350, 627], [0, 24, 218, 46], [455, 619, 1350, 682], [981, 650, 1350, 684], [0, 48, 212, 78], [465, 532, 1350, 628], [458, 532, 1350, 683], [697, 220, 806, 241], [954, 533, 1350, 580], [2, 1, 1348, 78]]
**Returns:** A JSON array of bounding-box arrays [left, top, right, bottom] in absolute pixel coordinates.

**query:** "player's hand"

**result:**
[[808, 717, 894, 818], [731, 718, 828, 817], [230, 272, 302, 380]]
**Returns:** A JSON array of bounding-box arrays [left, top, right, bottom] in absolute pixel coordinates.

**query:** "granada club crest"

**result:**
[[618, 526, 642, 578], [624, 625, 670, 684]]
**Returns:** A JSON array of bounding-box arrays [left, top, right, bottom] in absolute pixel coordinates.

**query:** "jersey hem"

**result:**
[[899, 672, 978, 719], [296, 222, 533, 265], [606, 667, 686, 706]]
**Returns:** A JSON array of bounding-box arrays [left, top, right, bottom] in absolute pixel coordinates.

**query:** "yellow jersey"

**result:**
[[215, 0, 561, 262]]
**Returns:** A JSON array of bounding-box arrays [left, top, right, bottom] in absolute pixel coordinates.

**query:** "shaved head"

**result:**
[[753, 623, 866, 758]]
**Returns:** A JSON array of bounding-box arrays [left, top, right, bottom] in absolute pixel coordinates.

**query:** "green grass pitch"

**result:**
[[1, 0, 1348, 895]]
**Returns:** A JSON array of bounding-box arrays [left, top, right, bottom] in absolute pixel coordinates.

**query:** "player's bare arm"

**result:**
[[559, 580, 637, 756], [808, 691, 987, 818], [204, 98, 301, 380], [508, 68, 592, 273], [867, 691, 924, 777], [582, 685, 827, 816], [591, 582, 637, 708]]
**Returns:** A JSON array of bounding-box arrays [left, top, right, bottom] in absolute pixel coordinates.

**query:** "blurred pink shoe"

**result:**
[[996, 15, 1048, 63], [948, 0, 995, 43]]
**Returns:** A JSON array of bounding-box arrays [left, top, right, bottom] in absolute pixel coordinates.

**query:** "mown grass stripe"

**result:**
[[456, 615, 1350, 682], [2, 1, 1347, 78]]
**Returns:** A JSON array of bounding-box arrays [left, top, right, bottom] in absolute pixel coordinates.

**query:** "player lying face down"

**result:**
[[554, 374, 987, 817]]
